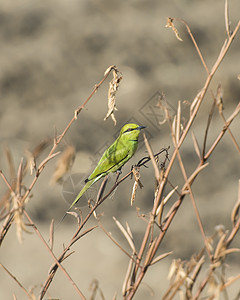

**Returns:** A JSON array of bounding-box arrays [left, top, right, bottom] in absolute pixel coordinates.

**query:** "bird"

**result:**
[[60, 123, 146, 223]]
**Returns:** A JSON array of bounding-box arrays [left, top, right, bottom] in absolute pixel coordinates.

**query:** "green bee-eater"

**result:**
[[63, 123, 145, 218]]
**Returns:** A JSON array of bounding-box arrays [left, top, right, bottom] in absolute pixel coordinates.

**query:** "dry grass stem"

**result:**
[[0, 263, 34, 300], [225, 0, 231, 38], [122, 255, 134, 296], [1, 7, 240, 299], [143, 133, 160, 181]]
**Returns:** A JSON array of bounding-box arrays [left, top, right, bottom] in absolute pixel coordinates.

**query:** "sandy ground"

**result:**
[[0, 0, 240, 299]]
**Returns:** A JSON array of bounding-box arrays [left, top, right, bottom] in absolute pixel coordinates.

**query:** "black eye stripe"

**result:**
[[124, 128, 134, 133]]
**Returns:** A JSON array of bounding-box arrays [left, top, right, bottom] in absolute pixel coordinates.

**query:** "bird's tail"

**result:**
[[56, 179, 94, 227]]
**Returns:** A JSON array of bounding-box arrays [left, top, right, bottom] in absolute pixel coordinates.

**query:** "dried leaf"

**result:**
[[143, 133, 160, 181], [49, 219, 54, 251], [51, 145, 75, 184], [208, 275, 219, 295], [130, 167, 143, 205], [104, 65, 115, 76], [150, 251, 173, 265], [144, 238, 157, 266], [176, 101, 181, 143], [222, 248, 240, 256], [125, 222, 133, 240], [191, 131, 201, 159], [214, 231, 227, 260], [190, 90, 203, 116], [24, 140, 50, 175], [122, 255, 134, 296], [216, 83, 224, 113], [130, 181, 138, 206], [113, 217, 136, 253], [168, 259, 178, 280], [25, 150, 36, 175], [104, 67, 122, 125], [165, 17, 183, 41], [12, 194, 31, 243], [67, 211, 81, 226]]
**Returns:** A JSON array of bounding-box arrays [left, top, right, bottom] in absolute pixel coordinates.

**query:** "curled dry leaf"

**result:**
[[165, 17, 183, 41], [130, 181, 138, 206], [104, 66, 122, 125], [130, 166, 143, 206], [190, 90, 203, 116], [104, 65, 116, 76], [51, 145, 75, 184], [24, 140, 50, 175], [167, 259, 186, 282], [25, 150, 36, 175], [66, 211, 81, 226], [12, 194, 31, 243]]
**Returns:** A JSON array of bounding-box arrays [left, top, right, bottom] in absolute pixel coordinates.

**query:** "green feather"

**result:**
[[59, 123, 145, 223]]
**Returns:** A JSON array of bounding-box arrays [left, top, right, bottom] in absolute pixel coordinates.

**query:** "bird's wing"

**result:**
[[88, 139, 131, 181]]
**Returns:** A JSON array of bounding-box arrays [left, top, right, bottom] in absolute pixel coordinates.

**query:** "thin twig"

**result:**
[[0, 66, 116, 248], [173, 18, 210, 74], [0, 263, 33, 300], [23, 211, 86, 300], [202, 99, 216, 161], [125, 18, 240, 300], [204, 102, 240, 160]]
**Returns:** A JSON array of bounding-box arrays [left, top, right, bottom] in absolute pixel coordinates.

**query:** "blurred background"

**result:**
[[0, 0, 240, 299]]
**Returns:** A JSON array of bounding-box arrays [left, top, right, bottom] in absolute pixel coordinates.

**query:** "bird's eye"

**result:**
[[124, 128, 133, 133]]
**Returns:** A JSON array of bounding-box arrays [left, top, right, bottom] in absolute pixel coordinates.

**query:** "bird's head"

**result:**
[[119, 123, 146, 141]]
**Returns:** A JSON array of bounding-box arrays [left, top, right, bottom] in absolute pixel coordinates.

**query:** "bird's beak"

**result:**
[[137, 126, 146, 130]]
